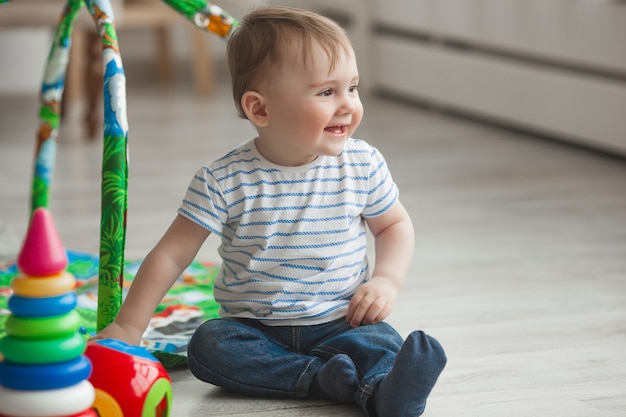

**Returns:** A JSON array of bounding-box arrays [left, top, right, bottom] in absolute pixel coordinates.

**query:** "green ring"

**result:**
[[5, 310, 81, 339], [142, 378, 173, 417], [0, 333, 86, 365]]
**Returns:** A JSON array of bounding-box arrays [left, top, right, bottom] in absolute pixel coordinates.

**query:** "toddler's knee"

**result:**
[[189, 320, 218, 350], [187, 320, 228, 364]]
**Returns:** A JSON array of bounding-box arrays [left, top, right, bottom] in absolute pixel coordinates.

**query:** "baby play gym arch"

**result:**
[[0, 0, 239, 331]]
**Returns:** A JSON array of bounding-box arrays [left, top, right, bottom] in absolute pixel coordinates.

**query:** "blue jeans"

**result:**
[[187, 317, 445, 416]]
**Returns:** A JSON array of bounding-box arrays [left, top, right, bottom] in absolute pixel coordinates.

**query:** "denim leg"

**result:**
[[308, 322, 446, 417], [187, 318, 323, 398], [308, 321, 404, 413]]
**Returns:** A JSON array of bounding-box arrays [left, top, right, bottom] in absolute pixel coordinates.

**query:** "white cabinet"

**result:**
[[371, 0, 626, 156]]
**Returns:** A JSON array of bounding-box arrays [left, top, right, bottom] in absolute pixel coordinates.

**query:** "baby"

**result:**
[[95, 6, 446, 417]]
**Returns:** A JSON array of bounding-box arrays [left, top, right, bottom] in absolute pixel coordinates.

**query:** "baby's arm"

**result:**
[[93, 214, 211, 345], [347, 201, 415, 328]]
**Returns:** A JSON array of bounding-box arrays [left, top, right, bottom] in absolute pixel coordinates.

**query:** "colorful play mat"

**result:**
[[0, 250, 220, 368]]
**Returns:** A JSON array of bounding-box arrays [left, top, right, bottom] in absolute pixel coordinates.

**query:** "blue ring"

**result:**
[[8, 292, 77, 317], [0, 355, 92, 390], [95, 338, 159, 362]]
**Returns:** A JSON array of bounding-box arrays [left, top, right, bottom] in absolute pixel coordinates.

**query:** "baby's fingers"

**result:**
[[346, 293, 366, 327], [367, 297, 391, 324], [348, 294, 386, 327]]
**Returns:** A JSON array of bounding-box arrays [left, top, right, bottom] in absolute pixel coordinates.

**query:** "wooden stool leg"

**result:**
[[156, 25, 174, 82], [190, 27, 213, 95], [65, 28, 86, 105], [85, 30, 103, 140]]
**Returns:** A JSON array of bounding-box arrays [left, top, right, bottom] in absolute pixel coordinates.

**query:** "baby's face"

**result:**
[[255, 41, 363, 167]]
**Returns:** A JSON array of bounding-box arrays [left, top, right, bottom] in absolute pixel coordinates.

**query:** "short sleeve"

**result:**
[[177, 167, 228, 236], [361, 146, 399, 218]]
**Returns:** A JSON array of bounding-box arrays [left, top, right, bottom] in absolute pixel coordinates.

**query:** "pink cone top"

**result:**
[[16, 207, 68, 276]]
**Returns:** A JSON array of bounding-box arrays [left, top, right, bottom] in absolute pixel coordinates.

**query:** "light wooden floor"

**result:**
[[1, 63, 625, 417]]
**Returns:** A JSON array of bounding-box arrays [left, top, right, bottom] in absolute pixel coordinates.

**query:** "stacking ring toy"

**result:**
[[8, 292, 77, 317], [0, 333, 86, 365], [0, 380, 95, 417], [5, 310, 80, 339], [0, 355, 92, 390], [11, 271, 75, 297]]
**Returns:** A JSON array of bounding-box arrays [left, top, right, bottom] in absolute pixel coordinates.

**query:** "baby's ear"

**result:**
[[241, 91, 269, 127]]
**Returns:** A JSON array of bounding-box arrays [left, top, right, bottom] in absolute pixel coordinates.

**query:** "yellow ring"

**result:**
[[93, 389, 124, 417], [11, 272, 75, 297]]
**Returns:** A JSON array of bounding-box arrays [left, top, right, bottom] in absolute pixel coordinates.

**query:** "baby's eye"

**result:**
[[349, 84, 360, 93], [318, 89, 333, 97]]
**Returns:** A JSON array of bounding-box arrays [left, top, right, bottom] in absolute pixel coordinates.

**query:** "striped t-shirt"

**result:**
[[178, 138, 399, 325]]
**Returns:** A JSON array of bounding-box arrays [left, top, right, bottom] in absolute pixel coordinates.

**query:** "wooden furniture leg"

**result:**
[[190, 26, 213, 95], [85, 30, 103, 140]]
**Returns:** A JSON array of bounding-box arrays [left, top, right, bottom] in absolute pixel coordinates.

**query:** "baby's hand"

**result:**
[[89, 321, 143, 346], [346, 277, 398, 328]]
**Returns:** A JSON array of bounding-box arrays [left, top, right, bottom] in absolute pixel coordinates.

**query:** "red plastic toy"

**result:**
[[85, 339, 172, 417]]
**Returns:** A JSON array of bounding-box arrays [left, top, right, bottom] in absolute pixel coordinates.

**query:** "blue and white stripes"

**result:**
[[178, 138, 399, 325]]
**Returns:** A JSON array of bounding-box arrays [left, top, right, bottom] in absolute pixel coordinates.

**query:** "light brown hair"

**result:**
[[227, 6, 353, 119]]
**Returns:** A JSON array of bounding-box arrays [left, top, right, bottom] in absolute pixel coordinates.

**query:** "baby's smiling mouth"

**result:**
[[325, 125, 347, 135]]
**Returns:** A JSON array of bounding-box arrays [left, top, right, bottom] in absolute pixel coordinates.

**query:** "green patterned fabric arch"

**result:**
[[1, 0, 239, 331]]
